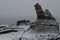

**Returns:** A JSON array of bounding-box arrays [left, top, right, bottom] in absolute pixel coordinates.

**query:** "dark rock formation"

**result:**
[[17, 20, 30, 26], [34, 3, 44, 19], [34, 3, 56, 21], [30, 3, 59, 33], [45, 9, 56, 21], [15, 3, 60, 40]]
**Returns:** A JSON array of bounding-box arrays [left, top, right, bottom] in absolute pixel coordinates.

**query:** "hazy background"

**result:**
[[0, 0, 60, 25]]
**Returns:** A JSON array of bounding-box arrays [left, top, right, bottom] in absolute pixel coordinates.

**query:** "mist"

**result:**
[[0, 0, 60, 25]]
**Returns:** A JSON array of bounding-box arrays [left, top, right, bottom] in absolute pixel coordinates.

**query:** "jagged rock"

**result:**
[[17, 20, 30, 26], [30, 19, 59, 33], [34, 3, 56, 21], [30, 3, 59, 33], [34, 3, 45, 19], [20, 3, 60, 40], [45, 9, 56, 21]]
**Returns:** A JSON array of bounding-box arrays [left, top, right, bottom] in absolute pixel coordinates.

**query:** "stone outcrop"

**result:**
[[19, 3, 60, 40], [45, 9, 56, 21], [34, 3, 56, 21], [17, 20, 30, 26], [30, 3, 59, 33], [34, 3, 44, 19]]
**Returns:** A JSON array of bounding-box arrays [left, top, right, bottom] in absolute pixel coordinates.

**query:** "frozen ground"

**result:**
[[22, 29, 60, 40], [0, 25, 60, 40], [0, 32, 23, 40], [0, 25, 30, 40]]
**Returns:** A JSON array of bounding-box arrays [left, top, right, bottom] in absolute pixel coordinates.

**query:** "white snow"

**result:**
[[0, 25, 60, 40], [0, 25, 30, 40], [16, 25, 30, 31], [0, 31, 24, 40], [22, 29, 60, 40], [0, 25, 9, 26]]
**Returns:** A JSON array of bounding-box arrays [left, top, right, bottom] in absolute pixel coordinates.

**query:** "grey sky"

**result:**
[[0, 0, 60, 24]]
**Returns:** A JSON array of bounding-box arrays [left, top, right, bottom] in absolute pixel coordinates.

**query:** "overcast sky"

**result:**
[[0, 0, 60, 24]]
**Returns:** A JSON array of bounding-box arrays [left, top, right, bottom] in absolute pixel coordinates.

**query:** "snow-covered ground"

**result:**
[[22, 29, 60, 40], [0, 32, 23, 40], [16, 25, 30, 31], [0, 25, 30, 40], [0, 25, 60, 40]]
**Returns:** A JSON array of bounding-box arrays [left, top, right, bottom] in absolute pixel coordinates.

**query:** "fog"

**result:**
[[0, 0, 60, 25]]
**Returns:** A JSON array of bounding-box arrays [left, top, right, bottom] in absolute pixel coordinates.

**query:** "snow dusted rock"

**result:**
[[30, 19, 59, 33], [16, 25, 30, 31], [21, 3, 60, 40], [0, 25, 30, 40], [0, 25, 17, 34], [21, 29, 60, 40], [30, 3, 59, 33], [0, 3, 60, 40]]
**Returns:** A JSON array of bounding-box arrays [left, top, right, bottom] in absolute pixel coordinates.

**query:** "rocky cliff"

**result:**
[[30, 3, 59, 33]]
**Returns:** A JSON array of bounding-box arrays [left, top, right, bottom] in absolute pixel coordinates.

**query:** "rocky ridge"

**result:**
[[30, 3, 59, 33]]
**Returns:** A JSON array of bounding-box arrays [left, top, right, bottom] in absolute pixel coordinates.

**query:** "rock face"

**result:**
[[45, 9, 56, 20], [34, 3, 44, 19], [17, 20, 30, 26], [34, 3, 56, 21], [20, 3, 60, 40], [30, 3, 59, 33], [18, 3, 60, 40]]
